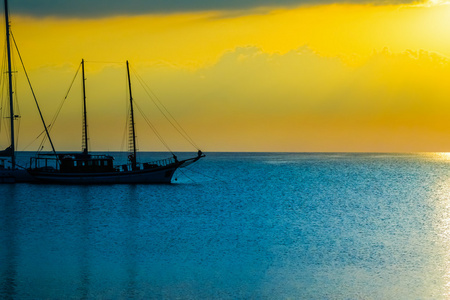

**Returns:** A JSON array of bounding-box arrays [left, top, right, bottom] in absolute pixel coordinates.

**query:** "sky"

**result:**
[[2, 0, 450, 152], [10, 0, 420, 16]]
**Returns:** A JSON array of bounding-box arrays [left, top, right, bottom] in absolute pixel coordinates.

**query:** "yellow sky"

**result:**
[[12, 3, 450, 68], [3, 1, 450, 152]]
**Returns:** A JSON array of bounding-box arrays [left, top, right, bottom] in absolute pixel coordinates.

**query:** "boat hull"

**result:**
[[0, 168, 36, 183], [29, 164, 179, 184]]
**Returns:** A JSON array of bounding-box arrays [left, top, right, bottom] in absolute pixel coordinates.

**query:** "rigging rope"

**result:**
[[84, 60, 123, 64], [0, 42, 7, 137], [133, 100, 173, 153], [130, 66, 201, 150], [4, 59, 202, 155], [120, 88, 130, 153], [183, 166, 225, 183], [12, 51, 20, 151], [6, 36, 21, 150], [37, 62, 82, 151], [176, 168, 197, 184], [11, 32, 56, 154], [21, 127, 47, 151]]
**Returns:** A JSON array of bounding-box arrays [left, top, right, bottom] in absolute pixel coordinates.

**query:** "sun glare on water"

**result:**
[[437, 153, 450, 161], [436, 152, 450, 160], [419, 153, 450, 161]]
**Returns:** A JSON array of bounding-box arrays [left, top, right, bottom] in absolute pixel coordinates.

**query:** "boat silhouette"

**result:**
[[0, 0, 204, 183]]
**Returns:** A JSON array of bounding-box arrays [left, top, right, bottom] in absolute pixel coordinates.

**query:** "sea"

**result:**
[[1, 152, 450, 299]]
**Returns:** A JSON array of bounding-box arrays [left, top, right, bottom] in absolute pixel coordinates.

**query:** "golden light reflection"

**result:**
[[425, 153, 450, 161]]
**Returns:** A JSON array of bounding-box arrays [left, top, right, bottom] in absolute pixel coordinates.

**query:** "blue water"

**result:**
[[2, 152, 450, 299]]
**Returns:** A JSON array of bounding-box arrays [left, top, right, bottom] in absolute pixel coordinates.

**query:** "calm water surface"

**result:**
[[1, 152, 450, 299]]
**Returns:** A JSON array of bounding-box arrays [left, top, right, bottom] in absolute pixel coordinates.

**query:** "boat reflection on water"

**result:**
[[0, 186, 18, 299]]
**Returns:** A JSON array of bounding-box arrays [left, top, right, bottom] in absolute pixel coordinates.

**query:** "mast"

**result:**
[[4, 0, 15, 169], [126, 61, 137, 170], [81, 59, 88, 154]]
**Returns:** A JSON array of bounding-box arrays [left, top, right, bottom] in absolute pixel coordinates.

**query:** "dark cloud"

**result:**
[[9, 0, 419, 17]]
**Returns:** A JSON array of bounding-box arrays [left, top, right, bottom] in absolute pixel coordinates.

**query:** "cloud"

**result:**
[[13, 46, 450, 152], [10, 0, 421, 17], [185, 46, 450, 116], [136, 46, 450, 151]]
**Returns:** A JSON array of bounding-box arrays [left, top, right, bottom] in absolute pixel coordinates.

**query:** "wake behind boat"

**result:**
[[0, 0, 204, 184]]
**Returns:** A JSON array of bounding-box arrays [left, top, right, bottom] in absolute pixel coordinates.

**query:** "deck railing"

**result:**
[[30, 155, 176, 172], [115, 157, 176, 172], [148, 157, 175, 167], [30, 156, 60, 171], [137, 157, 175, 170]]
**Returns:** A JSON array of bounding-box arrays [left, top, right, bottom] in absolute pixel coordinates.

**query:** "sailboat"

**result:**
[[28, 60, 204, 184], [0, 0, 204, 184], [0, 0, 36, 183]]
